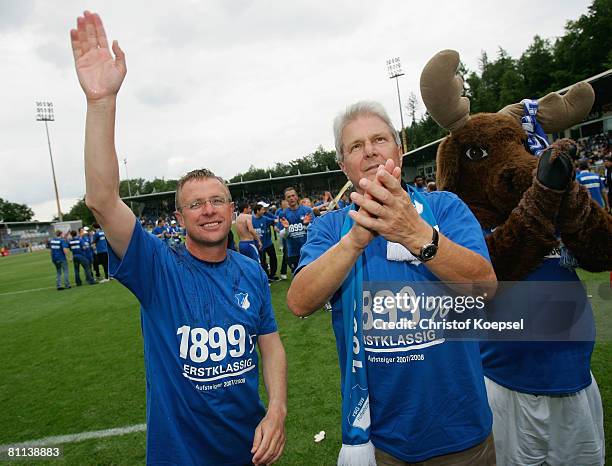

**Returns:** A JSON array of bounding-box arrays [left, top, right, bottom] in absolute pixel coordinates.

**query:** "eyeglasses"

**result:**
[[181, 198, 232, 211]]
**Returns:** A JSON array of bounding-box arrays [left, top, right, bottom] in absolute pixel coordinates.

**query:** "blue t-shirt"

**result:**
[[169, 225, 182, 244], [278, 205, 313, 258], [82, 235, 93, 260], [109, 220, 278, 465], [252, 214, 275, 249], [69, 238, 86, 258], [93, 230, 108, 254], [49, 238, 68, 261], [480, 240, 595, 395], [151, 226, 169, 243], [297, 191, 492, 462], [576, 170, 605, 207]]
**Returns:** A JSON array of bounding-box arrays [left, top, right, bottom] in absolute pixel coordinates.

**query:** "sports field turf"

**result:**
[[0, 250, 610, 465]]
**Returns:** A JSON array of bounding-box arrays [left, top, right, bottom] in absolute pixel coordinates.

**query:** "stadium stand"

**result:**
[[118, 70, 611, 216]]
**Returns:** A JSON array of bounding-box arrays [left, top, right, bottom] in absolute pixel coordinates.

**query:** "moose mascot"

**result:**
[[420, 50, 611, 466]]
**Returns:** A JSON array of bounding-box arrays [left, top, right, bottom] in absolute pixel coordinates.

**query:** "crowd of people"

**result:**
[[576, 132, 611, 162], [48, 224, 109, 290], [54, 10, 611, 465]]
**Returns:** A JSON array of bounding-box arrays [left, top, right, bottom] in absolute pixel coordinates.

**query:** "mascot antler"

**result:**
[[419, 49, 470, 132], [499, 82, 594, 132]]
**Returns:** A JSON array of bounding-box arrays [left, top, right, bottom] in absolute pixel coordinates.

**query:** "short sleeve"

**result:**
[[108, 218, 164, 308], [428, 192, 490, 261], [296, 212, 341, 273], [257, 268, 278, 335]]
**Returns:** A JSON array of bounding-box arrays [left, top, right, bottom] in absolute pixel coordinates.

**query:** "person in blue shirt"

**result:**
[[576, 160, 608, 209], [71, 13, 287, 465], [276, 200, 289, 279], [49, 231, 71, 290], [168, 219, 182, 245], [287, 101, 497, 464], [92, 223, 109, 282], [277, 187, 312, 275], [69, 230, 96, 286], [151, 219, 170, 243], [412, 174, 427, 193], [81, 226, 95, 279], [252, 203, 278, 281]]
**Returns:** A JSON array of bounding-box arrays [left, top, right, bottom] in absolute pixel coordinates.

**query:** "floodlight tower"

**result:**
[[386, 57, 408, 154], [123, 158, 133, 197], [36, 101, 63, 221], [122, 158, 134, 211]]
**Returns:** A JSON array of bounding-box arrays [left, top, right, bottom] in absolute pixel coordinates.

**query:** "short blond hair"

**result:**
[[175, 168, 231, 210]]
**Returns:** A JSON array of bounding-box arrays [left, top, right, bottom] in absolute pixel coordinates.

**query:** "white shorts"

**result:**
[[485, 375, 605, 466]]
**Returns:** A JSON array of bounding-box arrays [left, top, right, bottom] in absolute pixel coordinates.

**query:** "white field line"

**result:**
[[0, 287, 55, 297], [0, 424, 146, 452]]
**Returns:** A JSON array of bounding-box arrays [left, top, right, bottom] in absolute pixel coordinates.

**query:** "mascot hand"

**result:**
[[536, 142, 576, 190]]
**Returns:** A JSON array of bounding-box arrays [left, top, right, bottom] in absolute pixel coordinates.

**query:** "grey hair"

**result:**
[[333, 100, 401, 162]]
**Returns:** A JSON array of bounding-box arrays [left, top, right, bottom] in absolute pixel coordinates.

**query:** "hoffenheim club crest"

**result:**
[[235, 292, 250, 310]]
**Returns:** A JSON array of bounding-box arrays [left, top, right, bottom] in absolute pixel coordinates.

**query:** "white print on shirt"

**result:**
[[176, 324, 257, 384], [362, 286, 446, 354], [235, 292, 250, 310], [287, 222, 307, 238]]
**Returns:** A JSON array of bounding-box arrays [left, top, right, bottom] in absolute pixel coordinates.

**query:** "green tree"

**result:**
[[552, 0, 612, 89], [518, 35, 555, 97], [119, 178, 146, 198], [467, 48, 524, 113], [0, 198, 34, 222], [143, 178, 178, 194], [61, 197, 96, 225]]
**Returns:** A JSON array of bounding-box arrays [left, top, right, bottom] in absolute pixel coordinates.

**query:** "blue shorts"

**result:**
[[239, 240, 260, 262]]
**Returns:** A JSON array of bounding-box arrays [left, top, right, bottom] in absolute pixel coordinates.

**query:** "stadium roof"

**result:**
[[403, 67, 612, 166], [0, 221, 52, 227], [122, 168, 345, 203], [122, 69, 611, 203]]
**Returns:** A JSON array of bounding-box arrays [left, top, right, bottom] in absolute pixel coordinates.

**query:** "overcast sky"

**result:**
[[0, 0, 591, 221]]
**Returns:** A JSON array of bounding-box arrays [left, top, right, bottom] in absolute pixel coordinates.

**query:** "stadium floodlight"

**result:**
[[386, 57, 407, 154], [35, 101, 63, 221], [122, 158, 134, 211]]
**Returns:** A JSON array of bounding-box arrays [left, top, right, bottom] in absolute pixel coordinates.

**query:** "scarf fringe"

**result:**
[[337, 441, 377, 466]]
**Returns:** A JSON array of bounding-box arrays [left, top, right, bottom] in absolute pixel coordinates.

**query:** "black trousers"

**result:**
[[94, 252, 109, 279], [260, 244, 278, 278]]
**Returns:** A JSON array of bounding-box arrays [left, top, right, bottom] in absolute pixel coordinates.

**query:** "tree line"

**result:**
[[9, 0, 610, 222], [407, 0, 611, 150]]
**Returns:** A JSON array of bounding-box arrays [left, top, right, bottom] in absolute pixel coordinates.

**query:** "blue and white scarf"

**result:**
[[521, 99, 577, 270], [521, 99, 549, 156], [337, 186, 438, 466]]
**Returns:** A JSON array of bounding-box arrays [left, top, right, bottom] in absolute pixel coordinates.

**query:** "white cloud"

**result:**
[[0, 0, 593, 220]]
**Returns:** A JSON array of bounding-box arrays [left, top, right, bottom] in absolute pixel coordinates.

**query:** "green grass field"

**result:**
[[0, 250, 610, 465]]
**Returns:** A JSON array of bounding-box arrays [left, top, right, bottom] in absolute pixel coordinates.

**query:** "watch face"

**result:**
[[421, 244, 438, 261]]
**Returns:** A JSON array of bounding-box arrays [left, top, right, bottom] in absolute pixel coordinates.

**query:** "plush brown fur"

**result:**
[[436, 112, 612, 280]]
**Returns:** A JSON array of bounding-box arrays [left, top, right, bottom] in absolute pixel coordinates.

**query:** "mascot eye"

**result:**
[[465, 146, 488, 161]]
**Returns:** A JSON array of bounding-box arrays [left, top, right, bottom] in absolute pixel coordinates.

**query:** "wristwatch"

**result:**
[[416, 227, 439, 262]]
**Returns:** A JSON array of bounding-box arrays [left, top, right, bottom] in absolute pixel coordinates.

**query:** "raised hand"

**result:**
[[70, 11, 126, 101]]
